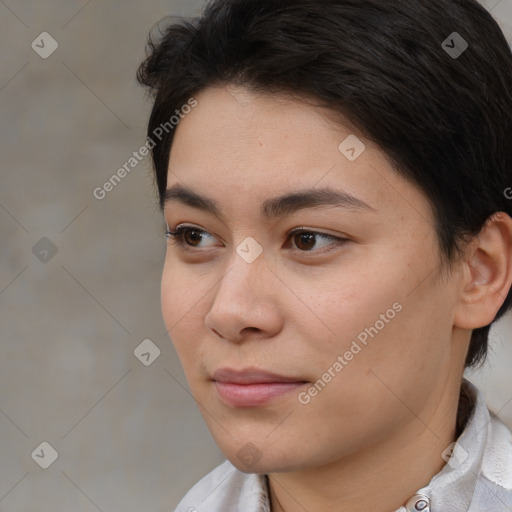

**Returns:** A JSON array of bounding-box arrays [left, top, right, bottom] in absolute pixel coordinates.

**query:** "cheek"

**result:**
[[160, 260, 199, 356], [160, 257, 214, 374], [293, 259, 403, 348], [160, 255, 206, 324], [160, 261, 181, 328], [301, 247, 446, 384], [313, 276, 453, 430]]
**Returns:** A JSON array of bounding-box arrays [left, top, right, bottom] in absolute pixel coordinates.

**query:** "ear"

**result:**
[[454, 212, 512, 330]]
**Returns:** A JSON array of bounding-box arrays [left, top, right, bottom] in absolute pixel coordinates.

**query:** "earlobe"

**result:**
[[454, 212, 512, 330]]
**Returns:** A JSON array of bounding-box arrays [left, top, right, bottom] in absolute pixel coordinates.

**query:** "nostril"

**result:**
[[243, 327, 261, 334]]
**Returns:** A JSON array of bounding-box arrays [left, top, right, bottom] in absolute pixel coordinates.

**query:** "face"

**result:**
[[161, 85, 464, 474]]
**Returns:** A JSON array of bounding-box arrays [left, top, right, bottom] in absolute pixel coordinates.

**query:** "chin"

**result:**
[[228, 455, 290, 475], [217, 440, 305, 475]]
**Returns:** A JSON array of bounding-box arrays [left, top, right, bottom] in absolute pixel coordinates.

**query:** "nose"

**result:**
[[204, 250, 282, 343]]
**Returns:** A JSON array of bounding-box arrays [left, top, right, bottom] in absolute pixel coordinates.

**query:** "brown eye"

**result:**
[[293, 232, 317, 251], [288, 228, 347, 253], [182, 228, 204, 247], [166, 225, 217, 250]]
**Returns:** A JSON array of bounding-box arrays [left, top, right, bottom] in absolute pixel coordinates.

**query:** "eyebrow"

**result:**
[[163, 183, 376, 221]]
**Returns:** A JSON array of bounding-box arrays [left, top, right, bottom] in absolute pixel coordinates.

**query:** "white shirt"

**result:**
[[175, 380, 512, 511]]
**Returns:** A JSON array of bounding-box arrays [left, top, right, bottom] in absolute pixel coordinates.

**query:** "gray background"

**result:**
[[0, 1, 511, 510]]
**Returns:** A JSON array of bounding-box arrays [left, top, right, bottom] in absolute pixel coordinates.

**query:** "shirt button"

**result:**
[[404, 493, 430, 512]]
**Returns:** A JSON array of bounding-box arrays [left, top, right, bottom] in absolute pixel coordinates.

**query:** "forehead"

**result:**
[[166, 85, 434, 228]]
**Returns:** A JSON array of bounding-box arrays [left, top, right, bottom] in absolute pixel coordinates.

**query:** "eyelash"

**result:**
[[165, 224, 348, 255]]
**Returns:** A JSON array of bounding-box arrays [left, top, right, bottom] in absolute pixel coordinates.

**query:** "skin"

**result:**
[[161, 84, 512, 512]]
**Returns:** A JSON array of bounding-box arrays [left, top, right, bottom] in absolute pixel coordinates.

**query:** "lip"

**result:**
[[212, 367, 308, 407], [212, 367, 306, 384]]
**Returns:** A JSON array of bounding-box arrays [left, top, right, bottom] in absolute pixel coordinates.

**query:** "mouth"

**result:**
[[211, 367, 309, 407]]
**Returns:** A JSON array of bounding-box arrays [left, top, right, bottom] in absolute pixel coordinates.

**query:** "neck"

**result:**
[[268, 381, 466, 512]]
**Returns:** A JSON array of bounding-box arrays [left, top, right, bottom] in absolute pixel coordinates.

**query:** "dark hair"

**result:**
[[136, 0, 512, 368]]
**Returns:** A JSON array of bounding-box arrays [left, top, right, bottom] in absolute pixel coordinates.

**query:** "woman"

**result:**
[[136, 0, 512, 510]]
